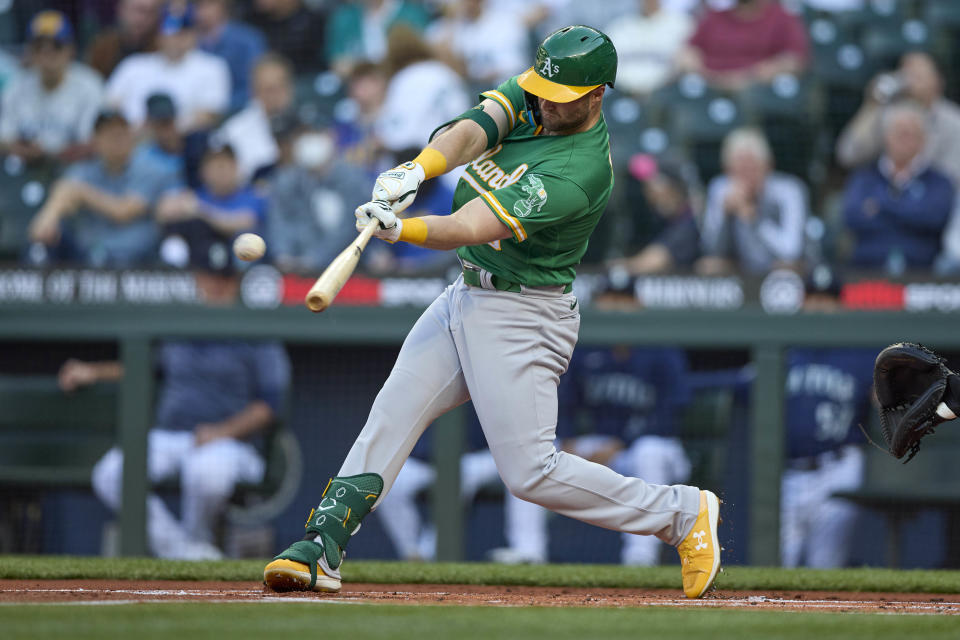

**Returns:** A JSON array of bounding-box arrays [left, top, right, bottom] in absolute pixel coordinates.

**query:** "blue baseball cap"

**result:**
[[29, 10, 74, 44], [161, 3, 196, 36]]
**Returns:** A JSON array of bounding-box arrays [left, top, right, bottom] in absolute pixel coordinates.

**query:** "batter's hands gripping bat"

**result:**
[[305, 220, 379, 312]]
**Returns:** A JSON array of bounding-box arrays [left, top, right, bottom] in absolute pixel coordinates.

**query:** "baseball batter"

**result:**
[[264, 25, 721, 599]]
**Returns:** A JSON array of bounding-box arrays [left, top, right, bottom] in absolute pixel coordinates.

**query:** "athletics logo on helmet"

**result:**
[[517, 25, 617, 104]]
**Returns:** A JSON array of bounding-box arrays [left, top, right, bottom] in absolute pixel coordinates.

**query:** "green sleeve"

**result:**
[[477, 172, 588, 243], [478, 76, 526, 134]]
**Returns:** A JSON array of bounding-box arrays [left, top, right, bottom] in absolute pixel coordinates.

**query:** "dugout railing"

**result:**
[[1, 303, 958, 565]]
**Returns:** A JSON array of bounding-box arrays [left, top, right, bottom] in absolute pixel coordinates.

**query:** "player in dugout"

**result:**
[[59, 221, 290, 560], [264, 26, 722, 599]]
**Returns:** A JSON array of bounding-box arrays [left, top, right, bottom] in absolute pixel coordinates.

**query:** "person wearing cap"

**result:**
[[26, 109, 181, 268], [194, 0, 265, 113], [0, 10, 104, 163], [59, 218, 290, 560], [135, 92, 210, 189], [264, 25, 722, 601], [106, 2, 230, 133], [156, 143, 265, 241]]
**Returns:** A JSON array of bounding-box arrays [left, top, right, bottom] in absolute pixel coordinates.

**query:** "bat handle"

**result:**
[[357, 219, 380, 247]]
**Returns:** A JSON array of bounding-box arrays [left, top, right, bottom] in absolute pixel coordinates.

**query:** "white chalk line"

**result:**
[[2, 589, 959, 614]]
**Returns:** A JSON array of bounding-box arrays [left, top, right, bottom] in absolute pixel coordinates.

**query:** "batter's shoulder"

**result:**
[[479, 75, 525, 132]]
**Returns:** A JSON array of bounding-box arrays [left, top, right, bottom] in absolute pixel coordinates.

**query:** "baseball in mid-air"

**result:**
[[233, 233, 266, 261]]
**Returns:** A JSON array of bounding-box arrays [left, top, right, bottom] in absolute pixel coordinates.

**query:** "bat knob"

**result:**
[[305, 292, 328, 312]]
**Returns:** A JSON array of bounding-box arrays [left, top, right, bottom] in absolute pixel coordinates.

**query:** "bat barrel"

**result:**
[[304, 220, 380, 312]]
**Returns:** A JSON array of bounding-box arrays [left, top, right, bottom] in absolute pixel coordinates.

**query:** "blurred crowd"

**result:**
[[1, 0, 960, 282]]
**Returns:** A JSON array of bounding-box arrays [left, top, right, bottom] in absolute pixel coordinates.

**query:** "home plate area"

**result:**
[[2, 580, 959, 613]]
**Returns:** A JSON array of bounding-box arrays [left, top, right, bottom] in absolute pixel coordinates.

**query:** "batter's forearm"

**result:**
[[400, 198, 512, 250]]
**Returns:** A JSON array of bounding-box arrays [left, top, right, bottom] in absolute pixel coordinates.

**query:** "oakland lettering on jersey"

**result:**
[[470, 145, 528, 190]]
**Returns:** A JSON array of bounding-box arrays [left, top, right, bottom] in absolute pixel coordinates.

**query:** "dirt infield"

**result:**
[[2, 580, 959, 613]]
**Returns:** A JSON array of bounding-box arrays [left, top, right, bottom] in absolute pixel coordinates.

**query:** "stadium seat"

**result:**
[[669, 96, 745, 183], [294, 71, 346, 127], [646, 73, 723, 127], [0, 157, 52, 261], [603, 96, 648, 167], [811, 41, 874, 140], [738, 75, 819, 183], [830, 0, 905, 37], [835, 415, 960, 568], [860, 20, 931, 71]]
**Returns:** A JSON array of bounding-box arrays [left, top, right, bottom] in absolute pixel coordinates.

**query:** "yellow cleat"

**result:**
[[263, 557, 341, 593], [676, 490, 721, 599]]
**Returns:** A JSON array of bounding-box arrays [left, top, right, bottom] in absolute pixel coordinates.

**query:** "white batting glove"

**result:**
[[355, 200, 402, 243], [372, 161, 425, 214]]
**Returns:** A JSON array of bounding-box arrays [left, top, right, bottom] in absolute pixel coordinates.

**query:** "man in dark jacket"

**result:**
[[843, 102, 955, 272]]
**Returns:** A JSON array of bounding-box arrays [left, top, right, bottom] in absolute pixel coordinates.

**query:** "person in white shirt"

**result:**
[[106, 3, 230, 133], [697, 127, 809, 275], [428, 0, 529, 86], [604, 0, 694, 97], [375, 25, 470, 156], [0, 10, 104, 164], [214, 53, 295, 183]]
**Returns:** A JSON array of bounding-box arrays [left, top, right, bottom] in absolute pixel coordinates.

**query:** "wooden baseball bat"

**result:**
[[305, 220, 379, 312]]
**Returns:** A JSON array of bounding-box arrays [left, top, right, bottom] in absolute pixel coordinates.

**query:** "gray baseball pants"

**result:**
[[339, 275, 700, 546]]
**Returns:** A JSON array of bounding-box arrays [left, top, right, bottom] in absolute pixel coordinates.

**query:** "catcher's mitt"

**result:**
[[874, 343, 958, 462]]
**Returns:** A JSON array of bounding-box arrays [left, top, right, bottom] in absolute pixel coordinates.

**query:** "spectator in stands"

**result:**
[[87, 0, 163, 78], [136, 93, 187, 180], [0, 11, 104, 165], [267, 129, 370, 272], [837, 52, 960, 186], [62, 223, 291, 559], [781, 269, 873, 568], [697, 127, 808, 275], [157, 143, 266, 241], [842, 103, 954, 272], [215, 53, 295, 183], [106, 3, 231, 133], [135, 92, 209, 189], [427, 0, 528, 86], [26, 109, 180, 268], [677, 0, 809, 91], [195, 0, 266, 113], [326, 0, 430, 76], [617, 154, 701, 274], [376, 25, 470, 159], [336, 61, 389, 171], [243, 0, 327, 74], [604, 0, 694, 97]]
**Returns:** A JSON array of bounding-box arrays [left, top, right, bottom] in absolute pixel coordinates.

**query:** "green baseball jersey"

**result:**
[[450, 76, 614, 287]]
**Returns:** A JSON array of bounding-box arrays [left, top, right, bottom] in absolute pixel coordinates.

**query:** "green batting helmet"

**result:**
[[517, 25, 617, 103]]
